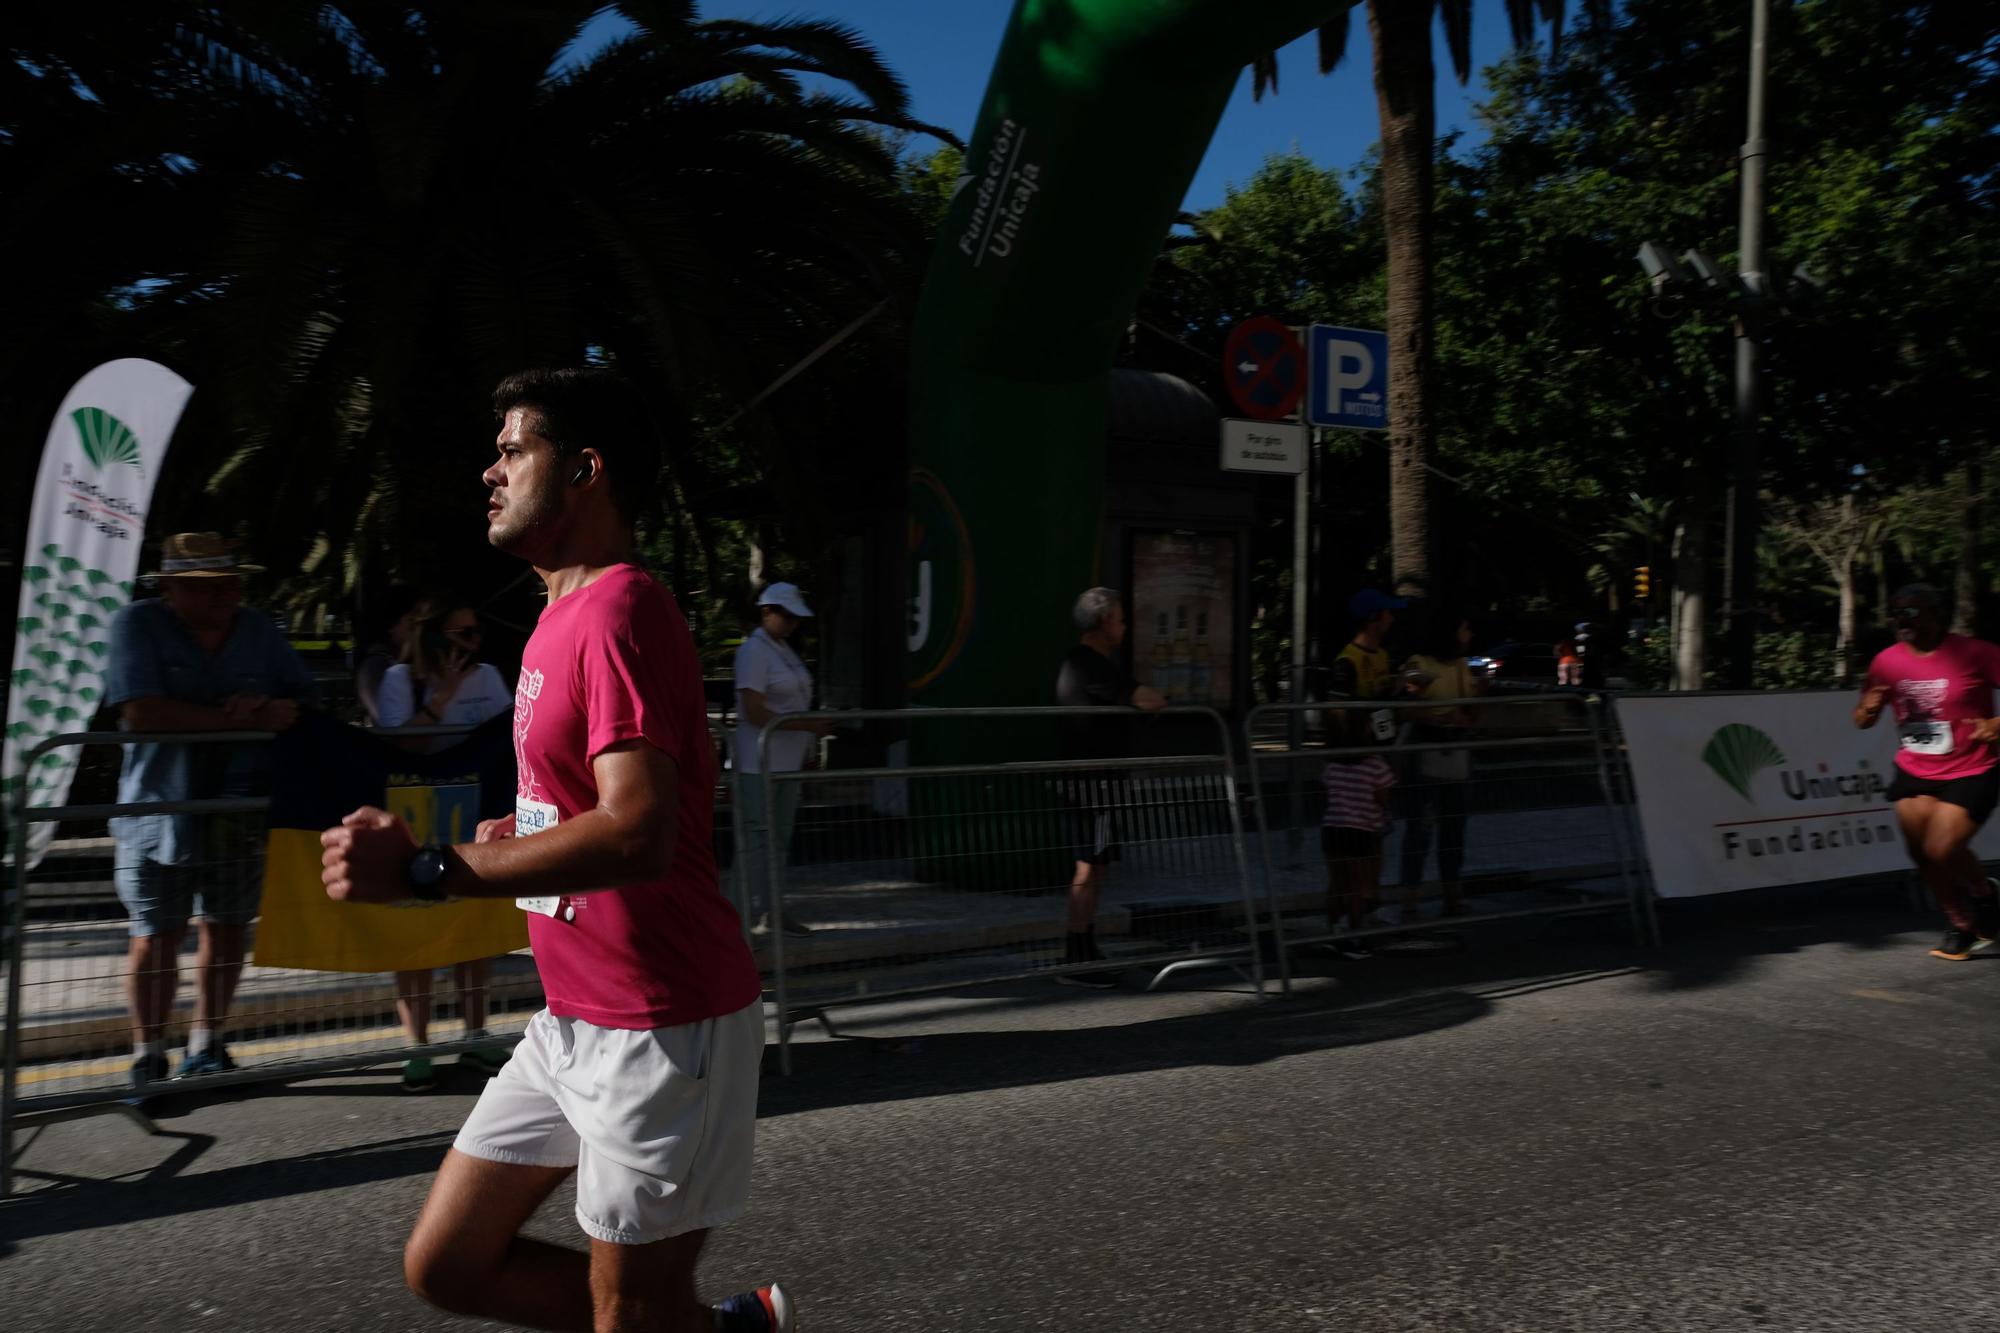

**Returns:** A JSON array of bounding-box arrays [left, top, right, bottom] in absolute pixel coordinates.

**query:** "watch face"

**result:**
[[409, 846, 447, 888]]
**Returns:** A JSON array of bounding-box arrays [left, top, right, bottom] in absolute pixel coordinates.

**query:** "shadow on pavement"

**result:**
[[0, 1129, 455, 1247], [759, 881, 1944, 1118], [0, 880, 1946, 1244]]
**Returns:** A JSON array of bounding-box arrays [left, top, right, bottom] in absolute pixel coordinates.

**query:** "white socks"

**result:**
[[185, 1026, 215, 1056], [134, 1039, 164, 1061]]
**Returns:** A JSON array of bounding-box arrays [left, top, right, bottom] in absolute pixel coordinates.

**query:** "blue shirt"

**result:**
[[104, 598, 318, 863]]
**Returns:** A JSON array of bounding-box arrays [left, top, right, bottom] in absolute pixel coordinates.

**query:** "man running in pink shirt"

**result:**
[[320, 369, 789, 1331], [1854, 583, 2000, 961]]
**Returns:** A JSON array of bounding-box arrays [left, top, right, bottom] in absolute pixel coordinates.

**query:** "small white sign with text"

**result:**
[[1220, 418, 1307, 475]]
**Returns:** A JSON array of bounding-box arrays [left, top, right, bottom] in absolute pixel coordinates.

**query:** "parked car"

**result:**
[[1478, 642, 1563, 684]]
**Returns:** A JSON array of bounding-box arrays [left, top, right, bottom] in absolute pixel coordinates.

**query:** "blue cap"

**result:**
[[1347, 589, 1408, 621]]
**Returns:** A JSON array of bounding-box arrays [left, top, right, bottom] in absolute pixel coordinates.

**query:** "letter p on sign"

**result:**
[[1325, 340, 1372, 413], [1306, 325, 1389, 430]]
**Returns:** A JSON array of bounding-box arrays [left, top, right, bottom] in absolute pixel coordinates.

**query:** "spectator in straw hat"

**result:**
[[105, 532, 316, 1096]]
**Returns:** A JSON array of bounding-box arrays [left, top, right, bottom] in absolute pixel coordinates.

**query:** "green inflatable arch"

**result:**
[[907, 0, 1356, 707]]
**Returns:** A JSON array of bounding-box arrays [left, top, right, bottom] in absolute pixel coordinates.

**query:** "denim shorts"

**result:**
[[115, 815, 266, 937]]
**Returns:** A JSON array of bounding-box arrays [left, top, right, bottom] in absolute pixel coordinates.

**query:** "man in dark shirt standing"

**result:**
[[1053, 587, 1166, 987]]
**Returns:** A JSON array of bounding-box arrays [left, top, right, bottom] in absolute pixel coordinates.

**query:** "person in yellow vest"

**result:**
[[1327, 589, 1405, 745]]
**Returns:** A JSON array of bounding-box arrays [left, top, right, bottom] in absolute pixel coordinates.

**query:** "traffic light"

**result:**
[[1633, 565, 1652, 601]]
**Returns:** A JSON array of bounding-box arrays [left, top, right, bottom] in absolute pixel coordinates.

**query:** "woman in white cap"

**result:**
[[733, 582, 831, 937]]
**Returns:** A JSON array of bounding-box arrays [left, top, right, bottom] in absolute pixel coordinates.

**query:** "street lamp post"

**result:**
[[1726, 0, 1772, 690], [1638, 0, 1774, 690]]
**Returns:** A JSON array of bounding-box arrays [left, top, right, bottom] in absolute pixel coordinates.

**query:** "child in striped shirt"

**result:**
[[1321, 749, 1395, 956]]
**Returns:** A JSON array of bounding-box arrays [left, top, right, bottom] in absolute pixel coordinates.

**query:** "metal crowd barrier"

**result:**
[[750, 706, 1266, 1073], [0, 724, 547, 1196], [8, 695, 1661, 1187], [1585, 694, 1665, 945], [1243, 694, 1649, 978]]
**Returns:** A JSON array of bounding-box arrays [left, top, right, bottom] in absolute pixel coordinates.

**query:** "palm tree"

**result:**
[[1253, 0, 1608, 598], [4, 2, 949, 609]]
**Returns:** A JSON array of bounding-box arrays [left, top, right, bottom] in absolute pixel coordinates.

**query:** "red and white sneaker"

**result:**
[[714, 1282, 794, 1332]]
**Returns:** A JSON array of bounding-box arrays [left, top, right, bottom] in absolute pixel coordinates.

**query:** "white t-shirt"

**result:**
[[733, 628, 814, 773], [377, 662, 513, 730]]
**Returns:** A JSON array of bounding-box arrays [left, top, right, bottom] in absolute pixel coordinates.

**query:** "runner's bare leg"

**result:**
[[1897, 797, 1972, 930], [589, 1230, 708, 1333], [1922, 800, 1991, 910], [406, 1149, 590, 1331]]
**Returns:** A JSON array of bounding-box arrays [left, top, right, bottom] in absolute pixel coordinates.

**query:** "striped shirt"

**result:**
[[1321, 756, 1394, 833]]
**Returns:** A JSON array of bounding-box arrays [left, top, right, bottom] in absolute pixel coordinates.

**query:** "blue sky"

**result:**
[[579, 2, 1542, 210]]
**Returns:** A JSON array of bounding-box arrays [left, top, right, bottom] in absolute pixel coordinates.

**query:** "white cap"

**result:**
[[758, 582, 814, 618]]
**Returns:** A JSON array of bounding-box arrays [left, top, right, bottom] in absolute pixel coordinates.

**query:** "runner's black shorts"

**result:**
[[1885, 765, 2000, 827]]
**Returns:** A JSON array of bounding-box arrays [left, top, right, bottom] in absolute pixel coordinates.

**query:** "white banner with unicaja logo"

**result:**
[[5, 358, 194, 870], [1619, 691, 2000, 898]]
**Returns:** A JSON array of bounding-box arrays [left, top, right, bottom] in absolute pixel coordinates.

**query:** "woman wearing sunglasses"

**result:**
[[377, 595, 515, 1089]]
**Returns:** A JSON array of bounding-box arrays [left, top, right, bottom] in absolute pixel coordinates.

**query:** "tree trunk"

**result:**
[[1368, 0, 1435, 598], [1672, 475, 1712, 690], [1836, 559, 1857, 685], [1869, 536, 1888, 630], [1952, 458, 1984, 636], [1833, 493, 1858, 685]]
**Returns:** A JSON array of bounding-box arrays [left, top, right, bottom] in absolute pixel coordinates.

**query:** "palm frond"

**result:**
[[691, 18, 911, 117], [1439, 0, 1474, 84], [1316, 11, 1354, 75], [1251, 52, 1279, 101], [1504, 0, 1540, 48]]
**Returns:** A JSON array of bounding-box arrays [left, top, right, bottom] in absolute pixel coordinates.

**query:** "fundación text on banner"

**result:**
[[1620, 692, 2000, 898]]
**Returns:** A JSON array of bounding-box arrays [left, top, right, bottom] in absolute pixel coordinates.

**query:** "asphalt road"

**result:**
[[6, 887, 1999, 1332]]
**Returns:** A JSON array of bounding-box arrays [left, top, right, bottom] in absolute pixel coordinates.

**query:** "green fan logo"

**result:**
[[71, 406, 143, 471], [1701, 723, 1788, 802]]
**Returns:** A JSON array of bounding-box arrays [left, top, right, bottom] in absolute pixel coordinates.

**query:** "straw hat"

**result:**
[[154, 532, 265, 579]]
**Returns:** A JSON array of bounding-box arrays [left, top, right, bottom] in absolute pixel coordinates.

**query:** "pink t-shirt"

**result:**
[[511, 564, 760, 1029], [1865, 635, 2000, 782]]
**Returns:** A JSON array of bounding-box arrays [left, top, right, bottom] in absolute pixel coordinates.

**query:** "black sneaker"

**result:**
[[1055, 968, 1121, 990], [1932, 926, 1981, 961], [127, 1051, 169, 1108]]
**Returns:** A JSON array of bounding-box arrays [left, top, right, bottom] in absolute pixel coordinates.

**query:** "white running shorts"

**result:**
[[453, 1002, 764, 1244]]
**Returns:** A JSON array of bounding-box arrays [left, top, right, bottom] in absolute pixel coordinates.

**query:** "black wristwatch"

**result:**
[[406, 844, 451, 900]]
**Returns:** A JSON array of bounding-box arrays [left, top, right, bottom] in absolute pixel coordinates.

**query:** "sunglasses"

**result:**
[[445, 625, 483, 641], [1890, 605, 1929, 622]]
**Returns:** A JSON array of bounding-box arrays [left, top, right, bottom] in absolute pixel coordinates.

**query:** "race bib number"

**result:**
[[1898, 720, 1953, 757], [1369, 708, 1397, 743], [514, 797, 563, 916]]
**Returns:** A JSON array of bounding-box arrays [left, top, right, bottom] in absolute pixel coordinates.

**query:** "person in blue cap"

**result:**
[[1328, 589, 1407, 737]]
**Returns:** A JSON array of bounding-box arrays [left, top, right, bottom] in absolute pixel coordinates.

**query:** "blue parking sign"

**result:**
[[1306, 325, 1389, 430]]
